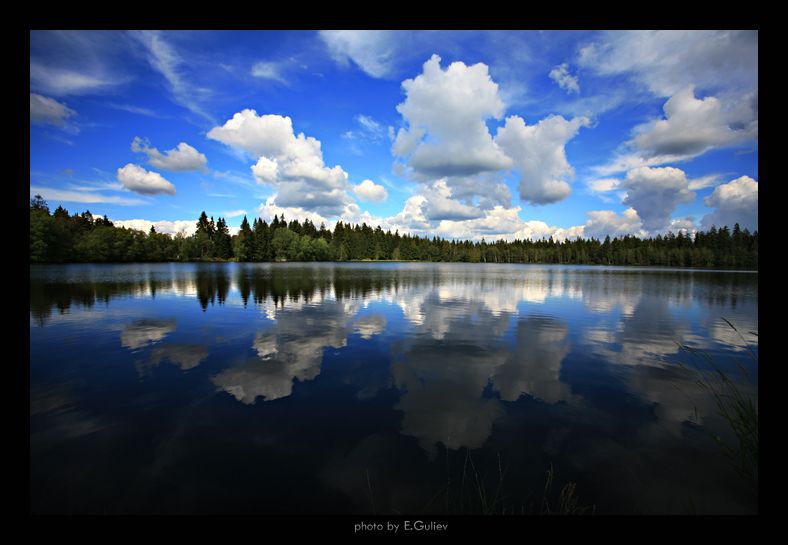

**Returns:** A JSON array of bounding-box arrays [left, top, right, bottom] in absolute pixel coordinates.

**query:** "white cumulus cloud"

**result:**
[[207, 109, 299, 158], [386, 195, 432, 233], [352, 179, 388, 203], [421, 180, 484, 221], [116, 163, 176, 195], [621, 166, 695, 232], [631, 85, 757, 161], [495, 114, 589, 205], [208, 109, 353, 216], [701, 176, 758, 231], [111, 218, 198, 236], [389, 54, 589, 224], [131, 137, 208, 172], [393, 54, 512, 179], [668, 217, 697, 235], [583, 208, 645, 239], [581, 31, 758, 177]]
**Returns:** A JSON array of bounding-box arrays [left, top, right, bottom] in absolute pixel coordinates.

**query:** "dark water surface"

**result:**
[[30, 262, 758, 514]]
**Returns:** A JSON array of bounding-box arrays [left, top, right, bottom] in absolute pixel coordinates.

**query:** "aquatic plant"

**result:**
[[676, 318, 758, 485]]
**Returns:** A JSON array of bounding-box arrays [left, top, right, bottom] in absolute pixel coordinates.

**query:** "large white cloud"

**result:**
[[420, 180, 483, 221], [131, 137, 208, 172], [390, 54, 586, 227], [30, 93, 76, 129], [667, 217, 697, 235], [352, 179, 388, 203], [630, 86, 757, 161], [116, 163, 176, 195], [495, 114, 589, 205], [431, 205, 646, 243], [701, 176, 758, 231], [385, 195, 432, 233], [436, 205, 526, 240], [583, 208, 645, 239], [394, 55, 512, 179], [621, 167, 695, 232], [207, 110, 298, 158], [581, 31, 758, 177], [208, 109, 353, 216]]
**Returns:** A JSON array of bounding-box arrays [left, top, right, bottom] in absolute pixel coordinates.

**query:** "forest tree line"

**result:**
[[29, 195, 758, 269]]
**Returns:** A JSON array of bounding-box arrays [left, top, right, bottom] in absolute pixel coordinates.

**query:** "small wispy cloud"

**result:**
[[131, 30, 215, 124], [251, 61, 288, 84], [30, 31, 131, 97], [355, 114, 385, 141], [30, 63, 123, 97], [586, 178, 620, 193], [222, 209, 247, 218], [107, 103, 167, 118], [30, 93, 78, 133], [43, 132, 76, 146], [342, 114, 386, 154], [212, 170, 256, 188], [131, 137, 208, 172], [66, 181, 125, 192], [688, 174, 722, 191], [549, 63, 580, 94], [30, 186, 147, 206]]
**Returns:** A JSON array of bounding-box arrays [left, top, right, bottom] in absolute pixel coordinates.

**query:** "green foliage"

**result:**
[[425, 449, 595, 516], [29, 198, 759, 268], [271, 227, 297, 260]]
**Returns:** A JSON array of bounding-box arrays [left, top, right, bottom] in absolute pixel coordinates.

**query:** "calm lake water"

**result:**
[[30, 262, 758, 514]]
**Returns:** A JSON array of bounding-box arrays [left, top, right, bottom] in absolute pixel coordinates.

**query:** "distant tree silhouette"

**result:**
[[29, 200, 758, 269]]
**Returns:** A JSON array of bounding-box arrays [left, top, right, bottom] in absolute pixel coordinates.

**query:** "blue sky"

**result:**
[[30, 30, 758, 239]]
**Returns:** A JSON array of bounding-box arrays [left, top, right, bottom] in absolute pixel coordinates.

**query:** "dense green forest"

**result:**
[[29, 195, 758, 268]]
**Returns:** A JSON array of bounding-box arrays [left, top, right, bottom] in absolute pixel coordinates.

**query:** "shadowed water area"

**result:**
[[30, 262, 758, 514]]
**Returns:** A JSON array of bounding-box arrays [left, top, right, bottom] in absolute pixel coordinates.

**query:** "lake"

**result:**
[[29, 262, 758, 514]]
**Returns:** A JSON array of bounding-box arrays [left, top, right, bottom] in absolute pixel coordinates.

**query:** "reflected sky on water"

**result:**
[[30, 262, 758, 514]]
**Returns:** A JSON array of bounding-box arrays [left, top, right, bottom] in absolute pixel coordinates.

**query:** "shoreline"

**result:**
[[29, 260, 759, 273]]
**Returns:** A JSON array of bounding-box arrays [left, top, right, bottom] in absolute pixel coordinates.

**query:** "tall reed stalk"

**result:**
[[676, 318, 758, 484]]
